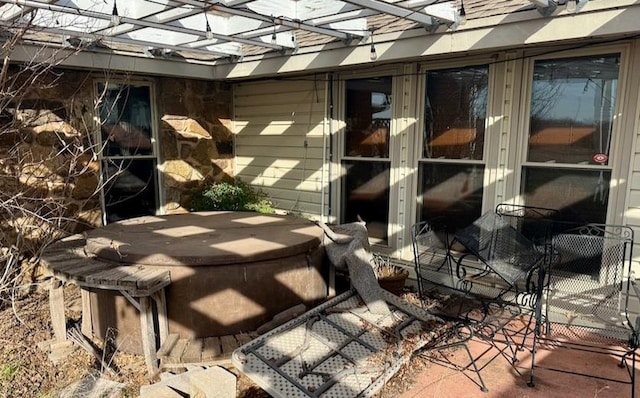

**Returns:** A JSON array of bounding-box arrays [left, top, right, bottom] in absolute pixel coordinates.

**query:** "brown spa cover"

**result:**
[[83, 211, 324, 266]]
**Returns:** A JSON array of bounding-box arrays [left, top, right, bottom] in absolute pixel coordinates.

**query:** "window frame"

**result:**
[[513, 45, 632, 224], [413, 61, 498, 227], [334, 66, 403, 247], [94, 79, 163, 224]]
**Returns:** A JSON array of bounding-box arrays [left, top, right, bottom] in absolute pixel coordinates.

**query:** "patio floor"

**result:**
[[399, 318, 640, 398]]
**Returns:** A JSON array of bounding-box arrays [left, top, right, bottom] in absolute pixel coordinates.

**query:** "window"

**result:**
[[341, 77, 392, 241], [97, 82, 160, 223], [521, 54, 620, 224], [417, 66, 489, 232]]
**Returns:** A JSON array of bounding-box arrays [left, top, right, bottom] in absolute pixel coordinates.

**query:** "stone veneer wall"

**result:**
[[0, 67, 233, 250], [0, 68, 100, 249], [157, 78, 234, 214]]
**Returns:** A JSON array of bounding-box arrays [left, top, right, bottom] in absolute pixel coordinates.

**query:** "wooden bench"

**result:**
[[40, 234, 171, 374]]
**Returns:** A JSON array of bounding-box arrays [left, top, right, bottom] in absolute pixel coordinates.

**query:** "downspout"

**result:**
[[324, 73, 335, 222]]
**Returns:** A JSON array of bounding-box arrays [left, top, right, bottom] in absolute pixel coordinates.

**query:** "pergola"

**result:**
[[2, 0, 625, 81]]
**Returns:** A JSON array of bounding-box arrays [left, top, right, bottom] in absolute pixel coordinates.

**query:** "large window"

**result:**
[[97, 82, 159, 224], [341, 77, 392, 241], [521, 54, 620, 224], [417, 66, 489, 232]]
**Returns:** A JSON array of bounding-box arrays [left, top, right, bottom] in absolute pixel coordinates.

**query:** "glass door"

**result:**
[[97, 82, 160, 224]]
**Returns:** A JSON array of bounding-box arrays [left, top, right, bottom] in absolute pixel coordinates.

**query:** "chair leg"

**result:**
[[417, 322, 489, 393], [461, 343, 489, 393]]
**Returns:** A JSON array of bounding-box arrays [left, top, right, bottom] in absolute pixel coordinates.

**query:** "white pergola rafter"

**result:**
[[0, 0, 599, 67], [341, 0, 455, 29], [0, 0, 288, 56], [181, 1, 365, 42], [0, 0, 459, 62], [3, 22, 243, 57]]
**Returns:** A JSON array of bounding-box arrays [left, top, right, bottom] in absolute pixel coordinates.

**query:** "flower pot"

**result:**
[[378, 271, 409, 296]]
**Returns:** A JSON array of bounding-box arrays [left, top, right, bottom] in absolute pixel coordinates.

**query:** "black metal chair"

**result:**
[[531, 222, 638, 396], [411, 207, 554, 391]]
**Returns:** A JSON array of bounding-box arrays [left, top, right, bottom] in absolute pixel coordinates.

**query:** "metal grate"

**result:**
[[232, 290, 440, 398]]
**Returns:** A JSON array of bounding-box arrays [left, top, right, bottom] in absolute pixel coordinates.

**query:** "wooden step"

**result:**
[[158, 332, 259, 369]]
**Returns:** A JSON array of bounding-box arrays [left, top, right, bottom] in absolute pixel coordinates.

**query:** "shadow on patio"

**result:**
[[400, 306, 640, 398]]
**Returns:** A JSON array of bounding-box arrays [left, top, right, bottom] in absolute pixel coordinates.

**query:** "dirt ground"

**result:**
[[0, 283, 439, 397]]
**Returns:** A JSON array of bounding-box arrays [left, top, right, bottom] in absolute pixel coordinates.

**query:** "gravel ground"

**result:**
[[0, 283, 447, 397]]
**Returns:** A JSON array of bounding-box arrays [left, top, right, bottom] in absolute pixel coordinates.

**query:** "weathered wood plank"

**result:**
[[64, 263, 113, 283], [133, 268, 171, 289], [80, 289, 92, 337], [118, 266, 150, 282], [49, 279, 66, 342], [202, 337, 222, 360], [43, 255, 89, 272], [220, 335, 238, 355], [157, 334, 180, 358], [139, 297, 158, 374], [152, 290, 169, 344], [45, 254, 93, 273], [53, 258, 104, 275], [235, 333, 253, 346], [84, 267, 139, 290], [166, 339, 189, 364], [181, 339, 203, 363]]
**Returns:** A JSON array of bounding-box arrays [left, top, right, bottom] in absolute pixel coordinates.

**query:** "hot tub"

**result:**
[[83, 212, 327, 354]]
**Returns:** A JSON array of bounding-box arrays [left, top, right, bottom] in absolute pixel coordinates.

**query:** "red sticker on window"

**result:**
[[593, 153, 608, 163]]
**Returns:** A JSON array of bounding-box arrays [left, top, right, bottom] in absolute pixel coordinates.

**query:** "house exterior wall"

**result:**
[[233, 78, 330, 219], [231, 39, 640, 268], [1, 68, 233, 250]]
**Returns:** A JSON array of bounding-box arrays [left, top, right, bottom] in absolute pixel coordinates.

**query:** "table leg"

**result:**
[[49, 279, 66, 342], [138, 296, 158, 374], [152, 289, 168, 345], [80, 289, 92, 337]]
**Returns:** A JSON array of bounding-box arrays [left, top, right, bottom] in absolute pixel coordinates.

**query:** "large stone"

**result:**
[[191, 139, 219, 166], [18, 172, 50, 197], [17, 142, 60, 165], [190, 366, 236, 398], [160, 130, 179, 159], [161, 116, 188, 133], [30, 121, 79, 146], [72, 174, 99, 199], [163, 159, 204, 185], [58, 375, 124, 398], [73, 208, 103, 231], [184, 118, 212, 139], [179, 143, 193, 159]]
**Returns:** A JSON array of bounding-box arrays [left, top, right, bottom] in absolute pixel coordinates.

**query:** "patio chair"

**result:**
[[411, 208, 552, 391], [530, 222, 638, 396]]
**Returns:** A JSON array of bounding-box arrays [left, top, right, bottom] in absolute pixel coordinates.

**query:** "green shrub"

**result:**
[[191, 179, 274, 214]]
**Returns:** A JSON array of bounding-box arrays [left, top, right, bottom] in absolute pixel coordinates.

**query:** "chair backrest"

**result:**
[[551, 223, 632, 284], [495, 203, 559, 247], [547, 223, 634, 341], [411, 220, 448, 268], [453, 211, 545, 286]]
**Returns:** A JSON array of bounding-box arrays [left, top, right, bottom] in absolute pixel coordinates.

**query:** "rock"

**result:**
[[58, 374, 124, 398], [190, 366, 236, 398]]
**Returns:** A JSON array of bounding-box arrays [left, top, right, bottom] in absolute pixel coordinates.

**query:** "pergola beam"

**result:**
[[2, 22, 242, 57], [341, 0, 448, 28], [0, 0, 285, 56], [176, 1, 362, 41]]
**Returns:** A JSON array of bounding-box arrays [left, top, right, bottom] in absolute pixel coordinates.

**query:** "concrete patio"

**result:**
[[400, 318, 640, 398]]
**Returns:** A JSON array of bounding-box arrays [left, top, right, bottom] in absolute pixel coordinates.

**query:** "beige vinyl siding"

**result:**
[[618, 41, 640, 322], [234, 79, 329, 218]]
